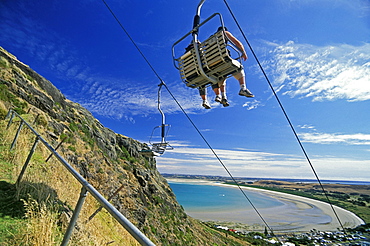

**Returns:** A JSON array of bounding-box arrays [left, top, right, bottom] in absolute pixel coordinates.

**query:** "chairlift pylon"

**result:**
[[140, 82, 173, 157]]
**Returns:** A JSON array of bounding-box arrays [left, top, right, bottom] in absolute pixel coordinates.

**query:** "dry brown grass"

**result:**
[[0, 114, 142, 245]]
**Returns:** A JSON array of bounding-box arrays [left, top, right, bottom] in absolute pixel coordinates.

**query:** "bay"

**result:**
[[168, 181, 284, 212], [167, 179, 365, 232]]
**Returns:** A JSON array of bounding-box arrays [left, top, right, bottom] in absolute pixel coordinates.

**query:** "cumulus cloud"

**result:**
[[267, 41, 370, 102], [299, 132, 370, 145]]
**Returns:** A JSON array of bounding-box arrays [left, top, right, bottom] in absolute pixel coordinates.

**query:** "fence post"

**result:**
[[33, 114, 40, 125], [61, 186, 88, 246], [5, 109, 12, 119], [6, 110, 15, 129], [10, 120, 24, 150], [88, 183, 126, 221], [45, 136, 66, 162], [16, 136, 40, 187]]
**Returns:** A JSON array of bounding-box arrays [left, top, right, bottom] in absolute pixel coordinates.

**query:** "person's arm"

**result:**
[[225, 31, 248, 61]]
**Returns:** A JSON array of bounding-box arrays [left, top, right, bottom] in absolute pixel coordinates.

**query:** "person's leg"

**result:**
[[199, 87, 211, 109], [234, 69, 254, 97], [219, 80, 229, 107], [212, 83, 221, 102]]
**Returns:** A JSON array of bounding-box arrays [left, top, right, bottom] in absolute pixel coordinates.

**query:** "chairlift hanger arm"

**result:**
[[157, 83, 166, 143], [171, 12, 223, 69], [191, 5, 220, 85], [194, 0, 206, 30]]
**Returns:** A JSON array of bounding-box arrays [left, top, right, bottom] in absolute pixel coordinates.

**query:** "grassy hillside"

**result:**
[[0, 114, 142, 245], [0, 47, 251, 245]]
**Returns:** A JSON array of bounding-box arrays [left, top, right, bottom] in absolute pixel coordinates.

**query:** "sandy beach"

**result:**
[[167, 178, 365, 232]]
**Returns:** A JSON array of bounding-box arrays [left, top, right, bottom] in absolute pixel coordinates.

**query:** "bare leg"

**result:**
[[237, 76, 254, 98], [219, 80, 229, 107], [199, 88, 211, 109]]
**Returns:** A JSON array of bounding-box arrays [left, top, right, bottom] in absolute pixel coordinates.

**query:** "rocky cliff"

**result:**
[[0, 47, 247, 245]]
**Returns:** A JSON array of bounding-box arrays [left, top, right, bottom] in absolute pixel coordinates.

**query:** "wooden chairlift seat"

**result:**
[[140, 142, 172, 157], [152, 142, 172, 155], [177, 30, 243, 88]]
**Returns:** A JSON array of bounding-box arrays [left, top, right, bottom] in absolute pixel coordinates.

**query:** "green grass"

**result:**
[[0, 216, 23, 245], [0, 155, 14, 181], [0, 83, 28, 115], [0, 181, 27, 245], [0, 57, 9, 68]]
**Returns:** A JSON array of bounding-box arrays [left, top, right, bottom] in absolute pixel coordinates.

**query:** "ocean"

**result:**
[[168, 179, 370, 213], [168, 181, 284, 212], [167, 179, 366, 231]]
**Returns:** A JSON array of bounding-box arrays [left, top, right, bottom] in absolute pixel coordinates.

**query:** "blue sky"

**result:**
[[1, 0, 369, 181]]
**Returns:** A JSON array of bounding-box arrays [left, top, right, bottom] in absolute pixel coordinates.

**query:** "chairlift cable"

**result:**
[[101, 0, 276, 235], [101, 0, 164, 84], [222, 0, 346, 232], [161, 83, 275, 235]]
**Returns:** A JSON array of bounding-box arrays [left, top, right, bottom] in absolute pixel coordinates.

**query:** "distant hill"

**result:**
[[0, 47, 249, 245]]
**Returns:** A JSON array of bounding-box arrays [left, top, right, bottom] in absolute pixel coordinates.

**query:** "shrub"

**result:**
[[0, 57, 9, 68], [35, 114, 48, 127], [0, 102, 7, 119]]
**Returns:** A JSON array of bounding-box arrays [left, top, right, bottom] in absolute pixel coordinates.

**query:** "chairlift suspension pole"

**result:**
[[191, 0, 218, 85], [193, 0, 205, 30], [158, 82, 166, 144]]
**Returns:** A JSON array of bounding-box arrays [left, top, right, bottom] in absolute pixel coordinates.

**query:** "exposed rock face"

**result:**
[[1, 47, 247, 245]]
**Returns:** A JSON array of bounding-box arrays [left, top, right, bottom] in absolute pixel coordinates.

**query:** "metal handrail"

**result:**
[[4, 109, 155, 246]]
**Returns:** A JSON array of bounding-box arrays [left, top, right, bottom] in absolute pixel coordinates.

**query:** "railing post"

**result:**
[[10, 120, 24, 150], [88, 183, 126, 221], [5, 109, 13, 119], [33, 114, 40, 125], [16, 136, 40, 187], [61, 186, 88, 246], [45, 136, 66, 162], [6, 110, 15, 129]]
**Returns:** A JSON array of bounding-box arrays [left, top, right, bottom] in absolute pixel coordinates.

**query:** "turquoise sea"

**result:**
[[168, 181, 284, 212], [167, 179, 366, 231], [168, 180, 370, 213]]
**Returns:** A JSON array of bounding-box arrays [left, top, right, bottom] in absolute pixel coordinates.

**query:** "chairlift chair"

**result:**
[[172, 10, 244, 89], [140, 83, 173, 157]]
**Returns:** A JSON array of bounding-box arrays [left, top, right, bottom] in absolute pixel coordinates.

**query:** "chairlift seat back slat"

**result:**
[[176, 30, 243, 89]]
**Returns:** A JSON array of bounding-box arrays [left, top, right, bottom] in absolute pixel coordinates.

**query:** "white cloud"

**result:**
[[242, 99, 262, 110], [298, 124, 316, 130], [156, 144, 370, 181], [267, 41, 370, 102], [299, 132, 370, 145]]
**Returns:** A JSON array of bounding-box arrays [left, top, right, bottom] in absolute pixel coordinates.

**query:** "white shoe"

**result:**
[[221, 98, 229, 107], [239, 88, 254, 97], [215, 95, 222, 103], [202, 100, 211, 109]]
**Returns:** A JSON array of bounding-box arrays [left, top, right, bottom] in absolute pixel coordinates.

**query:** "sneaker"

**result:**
[[239, 88, 254, 98], [215, 95, 222, 103], [221, 98, 230, 107], [202, 100, 211, 109]]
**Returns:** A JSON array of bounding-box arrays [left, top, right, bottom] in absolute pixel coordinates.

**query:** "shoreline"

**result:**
[[167, 178, 365, 232]]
